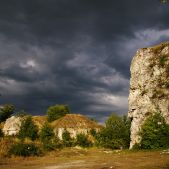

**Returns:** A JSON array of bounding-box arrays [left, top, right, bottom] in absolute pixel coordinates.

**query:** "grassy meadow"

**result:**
[[0, 148, 169, 169]]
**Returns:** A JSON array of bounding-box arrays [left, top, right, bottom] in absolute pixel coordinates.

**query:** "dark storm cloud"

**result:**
[[0, 0, 169, 122]]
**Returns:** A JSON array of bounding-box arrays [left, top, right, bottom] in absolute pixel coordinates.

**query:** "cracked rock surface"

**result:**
[[128, 42, 169, 149]]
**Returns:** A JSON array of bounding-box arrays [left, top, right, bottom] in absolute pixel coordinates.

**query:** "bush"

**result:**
[[40, 123, 54, 142], [8, 143, 41, 157], [96, 113, 131, 149], [62, 130, 74, 147], [76, 133, 92, 147], [47, 104, 70, 122], [42, 137, 63, 151], [139, 112, 169, 149], [18, 116, 38, 141], [15, 110, 27, 117], [39, 123, 62, 151], [0, 104, 15, 122], [90, 129, 97, 137]]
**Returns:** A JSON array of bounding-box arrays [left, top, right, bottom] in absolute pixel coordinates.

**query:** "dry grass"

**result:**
[[0, 148, 169, 169], [32, 116, 47, 129], [0, 137, 16, 157], [51, 114, 103, 129]]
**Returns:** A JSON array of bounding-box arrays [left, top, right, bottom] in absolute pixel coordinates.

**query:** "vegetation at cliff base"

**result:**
[[39, 123, 61, 150], [95, 113, 131, 149], [40, 123, 54, 142], [1, 102, 169, 159], [76, 133, 92, 147], [139, 112, 169, 149], [18, 116, 39, 141], [62, 130, 74, 147]]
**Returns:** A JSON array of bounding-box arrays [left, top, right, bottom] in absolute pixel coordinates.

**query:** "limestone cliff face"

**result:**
[[128, 42, 169, 149], [2, 116, 22, 136]]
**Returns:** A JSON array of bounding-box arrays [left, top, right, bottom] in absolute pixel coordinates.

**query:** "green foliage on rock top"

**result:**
[[15, 110, 28, 117], [139, 112, 169, 149], [47, 104, 70, 122], [0, 104, 15, 122], [18, 116, 38, 141], [159, 55, 168, 67], [96, 113, 131, 149]]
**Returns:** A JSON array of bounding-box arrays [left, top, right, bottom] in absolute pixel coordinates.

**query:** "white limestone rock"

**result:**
[[2, 116, 22, 136], [128, 42, 169, 149]]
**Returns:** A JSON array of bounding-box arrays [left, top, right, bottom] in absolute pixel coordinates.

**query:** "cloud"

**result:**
[[0, 0, 169, 122]]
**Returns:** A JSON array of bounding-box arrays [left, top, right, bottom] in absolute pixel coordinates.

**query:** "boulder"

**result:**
[[2, 116, 22, 136]]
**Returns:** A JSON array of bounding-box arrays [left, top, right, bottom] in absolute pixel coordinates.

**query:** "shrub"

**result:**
[[62, 130, 74, 147], [40, 123, 54, 142], [76, 133, 92, 147], [8, 143, 41, 157], [15, 110, 27, 117], [18, 116, 38, 141], [90, 129, 97, 137], [47, 104, 70, 122], [42, 137, 63, 151], [0, 104, 15, 122], [39, 123, 62, 151], [96, 113, 130, 149], [139, 112, 169, 149], [159, 55, 167, 67]]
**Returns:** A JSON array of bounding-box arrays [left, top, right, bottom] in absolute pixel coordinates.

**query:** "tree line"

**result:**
[[0, 104, 169, 157]]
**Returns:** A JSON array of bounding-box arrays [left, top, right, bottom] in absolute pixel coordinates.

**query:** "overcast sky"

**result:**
[[0, 0, 169, 122]]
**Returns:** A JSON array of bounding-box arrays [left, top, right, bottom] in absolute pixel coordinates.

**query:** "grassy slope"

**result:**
[[0, 148, 169, 169]]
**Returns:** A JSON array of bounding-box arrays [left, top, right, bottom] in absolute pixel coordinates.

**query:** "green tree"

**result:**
[[139, 112, 169, 149], [76, 133, 92, 147], [90, 129, 97, 137], [0, 104, 15, 122], [39, 123, 59, 150], [62, 130, 74, 147], [47, 104, 70, 122], [96, 113, 131, 149], [18, 116, 38, 141], [40, 123, 54, 143]]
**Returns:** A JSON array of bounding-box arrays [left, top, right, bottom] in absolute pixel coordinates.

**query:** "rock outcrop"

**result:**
[[2, 114, 102, 140], [2, 115, 46, 136], [2, 116, 22, 135], [128, 42, 169, 149], [51, 114, 103, 140]]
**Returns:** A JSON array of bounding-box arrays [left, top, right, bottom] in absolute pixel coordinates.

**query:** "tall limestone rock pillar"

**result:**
[[128, 42, 169, 149]]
